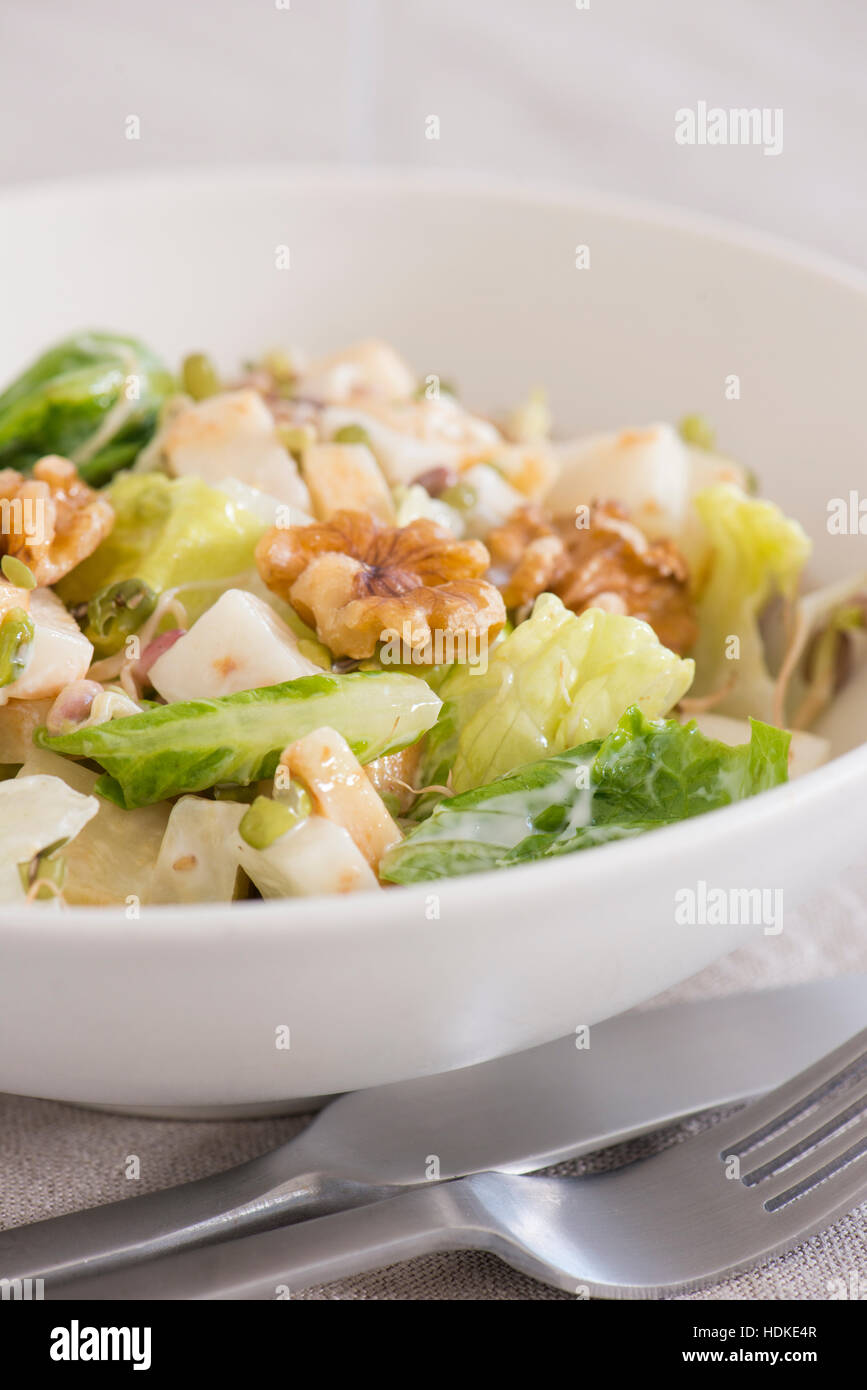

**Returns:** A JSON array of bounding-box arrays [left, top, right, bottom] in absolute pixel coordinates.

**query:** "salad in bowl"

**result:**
[[0, 330, 863, 910]]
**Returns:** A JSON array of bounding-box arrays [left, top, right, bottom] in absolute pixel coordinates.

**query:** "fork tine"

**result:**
[[716, 1026, 867, 1159], [740, 1080, 867, 1187], [755, 1113, 867, 1221]]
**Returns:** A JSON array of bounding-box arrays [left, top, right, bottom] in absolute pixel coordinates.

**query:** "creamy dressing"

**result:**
[[429, 759, 595, 850]]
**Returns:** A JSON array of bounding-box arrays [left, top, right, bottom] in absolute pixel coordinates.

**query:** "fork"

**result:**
[[47, 1026, 867, 1299]]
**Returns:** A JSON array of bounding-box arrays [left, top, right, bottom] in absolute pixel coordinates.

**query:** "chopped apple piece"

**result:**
[[301, 443, 395, 523], [548, 424, 691, 542], [457, 463, 526, 539], [490, 443, 560, 501], [148, 589, 324, 703], [0, 696, 52, 762], [280, 725, 401, 869], [148, 797, 246, 904], [0, 773, 98, 903], [0, 588, 92, 706], [238, 813, 379, 897], [160, 389, 312, 514], [295, 339, 417, 403], [17, 748, 169, 906], [320, 395, 501, 486]]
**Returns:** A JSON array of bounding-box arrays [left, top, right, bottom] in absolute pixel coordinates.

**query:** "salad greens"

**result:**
[[0, 332, 174, 484], [382, 707, 790, 883], [56, 473, 264, 655], [0, 328, 857, 908], [689, 484, 811, 720], [423, 593, 694, 794], [38, 672, 442, 809]]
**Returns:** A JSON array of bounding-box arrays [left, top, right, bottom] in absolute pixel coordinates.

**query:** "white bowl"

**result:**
[[0, 168, 865, 1109]]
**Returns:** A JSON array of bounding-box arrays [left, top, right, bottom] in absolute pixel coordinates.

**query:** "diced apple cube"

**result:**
[[238, 813, 379, 897], [280, 725, 401, 869], [320, 395, 501, 487], [0, 588, 93, 707], [301, 443, 395, 523], [148, 797, 246, 904], [0, 696, 53, 762], [0, 774, 98, 903], [148, 589, 325, 703], [548, 424, 690, 542], [295, 339, 417, 403], [18, 748, 170, 906], [458, 463, 525, 538], [161, 389, 312, 514]]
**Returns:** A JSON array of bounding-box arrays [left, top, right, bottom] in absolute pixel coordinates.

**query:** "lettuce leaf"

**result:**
[[689, 484, 811, 719], [422, 593, 694, 793], [382, 707, 790, 883], [56, 472, 265, 656], [37, 672, 441, 809], [0, 331, 175, 484]]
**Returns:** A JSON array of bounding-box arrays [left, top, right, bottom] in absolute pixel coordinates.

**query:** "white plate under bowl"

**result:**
[[0, 168, 865, 1112]]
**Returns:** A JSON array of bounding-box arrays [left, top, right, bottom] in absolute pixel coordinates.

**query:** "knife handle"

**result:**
[[0, 1136, 403, 1287], [50, 1181, 481, 1301]]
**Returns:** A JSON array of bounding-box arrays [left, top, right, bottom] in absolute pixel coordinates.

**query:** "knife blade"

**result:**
[[304, 974, 867, 1178], [2, 975, 864, 1287]]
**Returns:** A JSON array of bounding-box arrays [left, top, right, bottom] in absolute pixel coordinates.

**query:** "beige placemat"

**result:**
[[2, 882, 865, 1300]]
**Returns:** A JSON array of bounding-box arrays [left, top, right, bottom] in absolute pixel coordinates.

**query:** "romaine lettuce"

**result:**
[[56, 472, 265, 656], [423, 592, 694, 793], [689, 484, 811, 719], [382, 707, 790, 882], [0, 331, 175, 484], [38, 672, 441, 809]]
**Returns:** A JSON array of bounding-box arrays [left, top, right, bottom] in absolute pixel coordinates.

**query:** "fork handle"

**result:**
[[0, 1136, 405, 1286], [49, 1180, 484, 1300]]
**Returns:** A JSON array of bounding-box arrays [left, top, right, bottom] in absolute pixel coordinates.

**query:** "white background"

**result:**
[[1, 0, 864, 266]]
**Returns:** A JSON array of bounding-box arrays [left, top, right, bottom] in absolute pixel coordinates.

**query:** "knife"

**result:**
[[1, 975, 864, 1288]]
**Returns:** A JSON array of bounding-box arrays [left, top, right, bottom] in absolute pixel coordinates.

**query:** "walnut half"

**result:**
[[0, 455, 113, 586], [487, 502, 698, 654], [256, 510, 506, 660]]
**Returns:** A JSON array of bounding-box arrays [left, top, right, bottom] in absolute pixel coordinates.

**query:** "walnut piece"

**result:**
[[486, 506, 569, 608], [256, 509, 506, 660], [0, 455, 113, 586], [487, 503, 698, 654]]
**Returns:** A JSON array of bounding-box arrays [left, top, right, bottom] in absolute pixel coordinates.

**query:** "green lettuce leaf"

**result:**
[[56, 472, 265, 656], [690, 484, 811, 719], [37, 672, 441, 809], [0, 331, 175, 484], [382, 706, 790, 883], [422, 592, 694, 793]]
